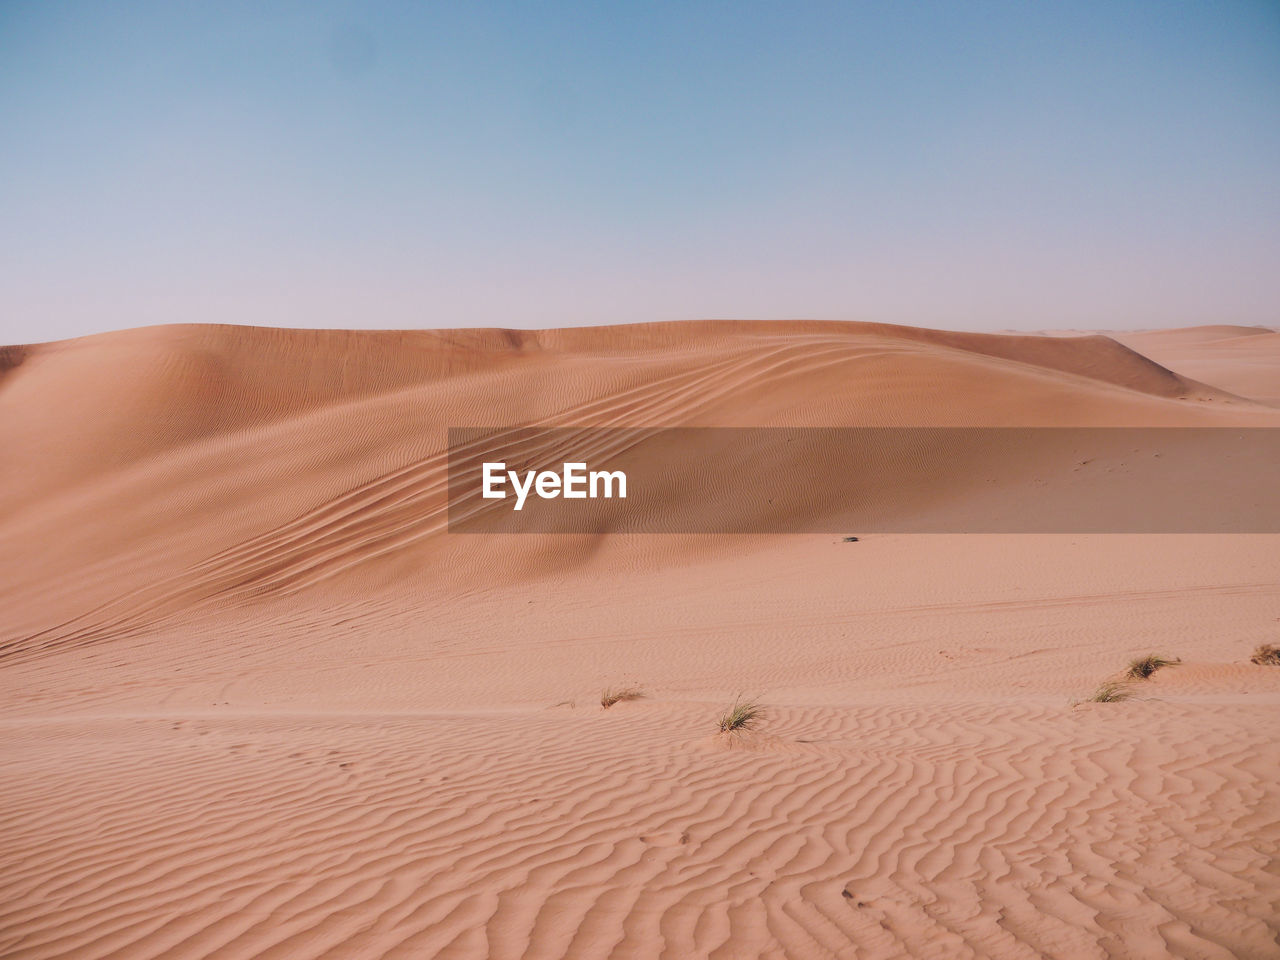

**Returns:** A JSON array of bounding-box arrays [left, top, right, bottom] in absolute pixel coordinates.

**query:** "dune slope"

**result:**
[[1112, 325, 1280, 406]]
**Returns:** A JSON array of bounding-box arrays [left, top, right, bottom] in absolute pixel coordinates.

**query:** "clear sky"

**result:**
[[2, 1, 1278, 344]]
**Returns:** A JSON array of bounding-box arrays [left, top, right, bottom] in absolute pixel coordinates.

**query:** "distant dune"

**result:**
[[2, 320, 1278, 959]]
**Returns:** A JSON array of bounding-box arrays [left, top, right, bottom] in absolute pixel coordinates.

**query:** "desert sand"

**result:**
[[1, 320, 1278, 959]]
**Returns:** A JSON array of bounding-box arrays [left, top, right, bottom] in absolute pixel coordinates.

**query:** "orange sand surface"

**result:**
[[2, 320, 1278, 959]]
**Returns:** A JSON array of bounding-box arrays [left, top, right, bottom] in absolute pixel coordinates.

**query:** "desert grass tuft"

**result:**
[[600, 686, 644, 709], [717, 697, 763, 733], [1250, 644, 1280, 666], [1126, 654, 1180, 680], [1084, 680, 1135, 703]]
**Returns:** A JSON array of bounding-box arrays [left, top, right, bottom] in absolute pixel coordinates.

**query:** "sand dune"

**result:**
[[1111, 326, 1280, 407], [2, 320, 1278, 959]]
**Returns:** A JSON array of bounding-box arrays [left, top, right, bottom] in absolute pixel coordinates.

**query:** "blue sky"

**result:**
[[2, 1, 1278, 343]]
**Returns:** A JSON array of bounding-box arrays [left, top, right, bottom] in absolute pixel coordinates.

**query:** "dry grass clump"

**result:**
[[1250, 644, 1280, 666], [600, 686, 644, 709], [1126, 654, 1180, 680], [1084, 681, 1135, 703], [717, 697, 763, 733]]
